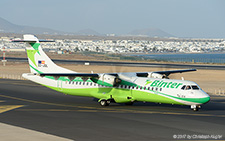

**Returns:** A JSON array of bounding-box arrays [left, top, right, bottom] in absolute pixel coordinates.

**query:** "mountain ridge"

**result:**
[[0, 17, 70, 35], [128, 28, 174, 37], [0, 17, 174, 37]]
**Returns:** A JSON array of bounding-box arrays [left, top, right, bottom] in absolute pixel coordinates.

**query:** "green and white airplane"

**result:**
[[14, 34, 210, 111]]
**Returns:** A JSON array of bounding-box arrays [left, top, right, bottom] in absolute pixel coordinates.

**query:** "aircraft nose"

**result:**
[[203, 96, 210, 104], [201, 91, 210, 104], [197, 91, 210, 104]]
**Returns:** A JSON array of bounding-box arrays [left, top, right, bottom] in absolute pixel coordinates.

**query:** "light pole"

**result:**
[[2, 47, 7, 66]]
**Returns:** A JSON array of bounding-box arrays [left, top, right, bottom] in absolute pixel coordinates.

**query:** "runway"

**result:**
[[4, 57, 225, 70], [0, 79, 224, 140]]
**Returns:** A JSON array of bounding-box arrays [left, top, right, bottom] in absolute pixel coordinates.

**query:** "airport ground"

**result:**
[[0, 58, 225, 140]]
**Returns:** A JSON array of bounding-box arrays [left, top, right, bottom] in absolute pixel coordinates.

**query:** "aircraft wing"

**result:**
[[136, 69, 196, 77], [154, 69, 197, 76], [39, 69, 196, 79]]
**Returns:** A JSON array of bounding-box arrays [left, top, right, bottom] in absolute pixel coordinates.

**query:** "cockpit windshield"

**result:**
[[191, 85, 200, 90], [181, 85, 200, 90]]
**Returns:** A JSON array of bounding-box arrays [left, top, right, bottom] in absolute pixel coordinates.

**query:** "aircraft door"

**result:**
[[130, 85, 135, 100]]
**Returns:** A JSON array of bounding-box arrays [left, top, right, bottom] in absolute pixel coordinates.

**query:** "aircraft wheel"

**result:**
[[106, 100, 111, 105], [99, 100, 109, 106], [193, 107, 199, 111], [191, 105, 199, 111]]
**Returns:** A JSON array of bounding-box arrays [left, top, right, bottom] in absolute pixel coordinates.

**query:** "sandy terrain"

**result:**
[[0, 62, 225, 95]]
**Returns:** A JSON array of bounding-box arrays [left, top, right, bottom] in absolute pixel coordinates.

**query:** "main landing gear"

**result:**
[[99, 99, 111, 106], [99, 99, 134, 106], [191, 105, 201, 111]]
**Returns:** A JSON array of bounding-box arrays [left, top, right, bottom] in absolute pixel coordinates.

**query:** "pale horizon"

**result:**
[[0, 0, 225, 38]]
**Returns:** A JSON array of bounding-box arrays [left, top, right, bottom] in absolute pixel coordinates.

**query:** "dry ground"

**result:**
[[1, 62, 225, 95]]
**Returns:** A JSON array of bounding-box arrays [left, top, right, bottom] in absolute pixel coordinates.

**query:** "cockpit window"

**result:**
[[185, 85, 191, 90], [191, 85, 199, 90], [181, 85, 200, 90], [181, 85, 186, 90], [181, 85, 191, 90]]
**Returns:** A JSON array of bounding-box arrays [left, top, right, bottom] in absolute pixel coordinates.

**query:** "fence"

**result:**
[[152, 58, 225, 64], [213, 89, 225, 96], [0, 74, 26, 80]]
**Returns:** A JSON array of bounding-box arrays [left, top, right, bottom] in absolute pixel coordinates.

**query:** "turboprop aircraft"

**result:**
[[13, 34, 210, 111]]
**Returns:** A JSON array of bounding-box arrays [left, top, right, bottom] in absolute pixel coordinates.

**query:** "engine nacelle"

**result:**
[[147, 72, 164, 79], [91, 74, 121, 87]]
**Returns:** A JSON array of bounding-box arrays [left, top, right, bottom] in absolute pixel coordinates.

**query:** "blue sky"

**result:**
[[0, 0, 225, 38]]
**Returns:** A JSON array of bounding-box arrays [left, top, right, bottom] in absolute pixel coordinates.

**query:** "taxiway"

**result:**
[[0, 79, 224, 140]]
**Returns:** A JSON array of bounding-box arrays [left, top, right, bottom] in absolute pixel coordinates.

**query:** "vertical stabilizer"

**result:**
[[23, 34, 75, 74]]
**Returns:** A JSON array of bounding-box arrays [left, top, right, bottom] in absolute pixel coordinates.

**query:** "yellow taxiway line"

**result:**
[[0, 105, 24, 114]]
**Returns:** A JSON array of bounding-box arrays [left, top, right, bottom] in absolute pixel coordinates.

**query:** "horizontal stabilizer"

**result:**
[[12, 39, 54, 42], [12, 34, 54, 42]]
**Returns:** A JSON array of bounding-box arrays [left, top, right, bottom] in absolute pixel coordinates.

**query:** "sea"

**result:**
[[130, 53, 225, 64]]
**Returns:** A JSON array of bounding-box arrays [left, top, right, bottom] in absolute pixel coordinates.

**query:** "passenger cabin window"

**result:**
[[191, 85, 200, 90]]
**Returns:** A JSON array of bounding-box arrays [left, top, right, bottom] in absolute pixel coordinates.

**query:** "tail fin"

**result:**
[[22, 34, 75, 74]]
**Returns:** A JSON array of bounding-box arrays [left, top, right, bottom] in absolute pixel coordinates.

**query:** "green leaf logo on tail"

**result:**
[[29, 43, 41, 55], [27, 43, 41, 67]]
